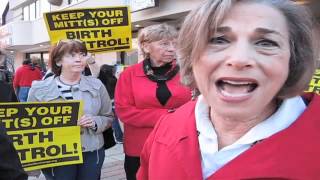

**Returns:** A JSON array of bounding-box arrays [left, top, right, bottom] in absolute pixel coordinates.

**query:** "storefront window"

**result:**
[[35, 0, 40, 19], [23, 6, 29, 21], [23, 0, 50, 21], [43, 53, 49, 70], [26, 52, 49, 73], [68, 0, 84, 5], [29, 2, 36, 20], [125, 0, 158, 12]]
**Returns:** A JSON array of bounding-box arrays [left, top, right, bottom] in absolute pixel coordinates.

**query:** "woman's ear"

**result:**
[[56, 62, 61, 67], [143, 42, 150, 53]]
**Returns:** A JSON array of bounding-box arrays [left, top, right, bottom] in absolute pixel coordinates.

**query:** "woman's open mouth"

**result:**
[[216, 79, 258, 98]]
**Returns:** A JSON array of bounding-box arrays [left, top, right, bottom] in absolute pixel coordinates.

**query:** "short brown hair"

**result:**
[[177, 0, 318, 99], [49, 39, 87, 76], [138, 23, 178, 59]]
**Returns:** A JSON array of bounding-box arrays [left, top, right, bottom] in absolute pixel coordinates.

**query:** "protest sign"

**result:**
[[0, 101, 83, 171], [44, 6, 132, 53], [306, 69, 320, 94]]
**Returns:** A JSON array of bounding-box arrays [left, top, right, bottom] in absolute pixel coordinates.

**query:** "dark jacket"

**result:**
[[0, 81, 28, 180], [0, 125, 28, 180], [0, 81, 18, 102], [98, 65, 117, 99]]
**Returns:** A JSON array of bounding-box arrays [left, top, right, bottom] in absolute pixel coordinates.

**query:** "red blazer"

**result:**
[[115, 61, 191, 156], [137, 94, 320, 180]]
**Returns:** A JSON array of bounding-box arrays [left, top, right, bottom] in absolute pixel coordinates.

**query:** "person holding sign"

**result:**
[[137, 0, 320, 179], [115, 23, 192, 180], [0, 124, 28, 180], [0, 79, 28, 180], [27, 39, 113, 180]]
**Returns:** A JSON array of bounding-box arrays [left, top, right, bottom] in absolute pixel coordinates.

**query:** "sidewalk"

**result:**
[[28, 144, 126, 180], [101, 144, 126, 180]]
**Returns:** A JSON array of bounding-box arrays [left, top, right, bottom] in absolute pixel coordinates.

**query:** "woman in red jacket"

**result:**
[[115, 23, 191, 180], [138, 0, 320, 179]]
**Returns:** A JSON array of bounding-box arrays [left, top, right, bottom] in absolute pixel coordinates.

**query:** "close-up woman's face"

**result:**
[[193, 2, 291, 120], [60, 51, 86, 75], [144, 38, 176, 67]]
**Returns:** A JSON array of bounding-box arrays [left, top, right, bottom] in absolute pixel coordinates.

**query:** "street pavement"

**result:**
[[28, 144, 126, 180], [101, 143, 126, 180]]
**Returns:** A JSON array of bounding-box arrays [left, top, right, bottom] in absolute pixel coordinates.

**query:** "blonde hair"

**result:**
[[178, 0, 318, 98], [138, 23, 178, 59]]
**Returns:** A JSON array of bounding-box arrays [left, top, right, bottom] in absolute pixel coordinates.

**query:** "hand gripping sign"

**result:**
[[306, 69, 320, 94]]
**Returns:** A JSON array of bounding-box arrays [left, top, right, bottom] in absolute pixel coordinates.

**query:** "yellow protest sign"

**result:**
[[305, 69, 320, 94], [0, 101, 83, 171], [44, 6, 132, 53]]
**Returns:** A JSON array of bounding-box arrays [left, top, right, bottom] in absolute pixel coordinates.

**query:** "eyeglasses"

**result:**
[[154, 40, 177, 50]]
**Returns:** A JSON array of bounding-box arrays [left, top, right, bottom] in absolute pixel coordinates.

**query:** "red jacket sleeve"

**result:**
[[115, 68, 168, 128], [36, 68, 43, 79]]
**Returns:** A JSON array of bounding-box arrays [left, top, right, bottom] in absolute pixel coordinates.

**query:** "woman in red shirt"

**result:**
[[115, 23, 191, 180]]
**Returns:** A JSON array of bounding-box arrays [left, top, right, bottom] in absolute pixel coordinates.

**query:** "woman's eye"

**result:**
[[160, 42, 169, 46], [256, 39, 279, 47], [70, 53, 76, 57], [209, 36, 229, 45]]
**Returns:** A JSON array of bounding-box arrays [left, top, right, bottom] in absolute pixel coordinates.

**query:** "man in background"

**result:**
[[13, 58, 42, 102]]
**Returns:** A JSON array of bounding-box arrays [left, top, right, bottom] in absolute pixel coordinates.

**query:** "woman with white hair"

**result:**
[[115, 23, 191, 180]]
